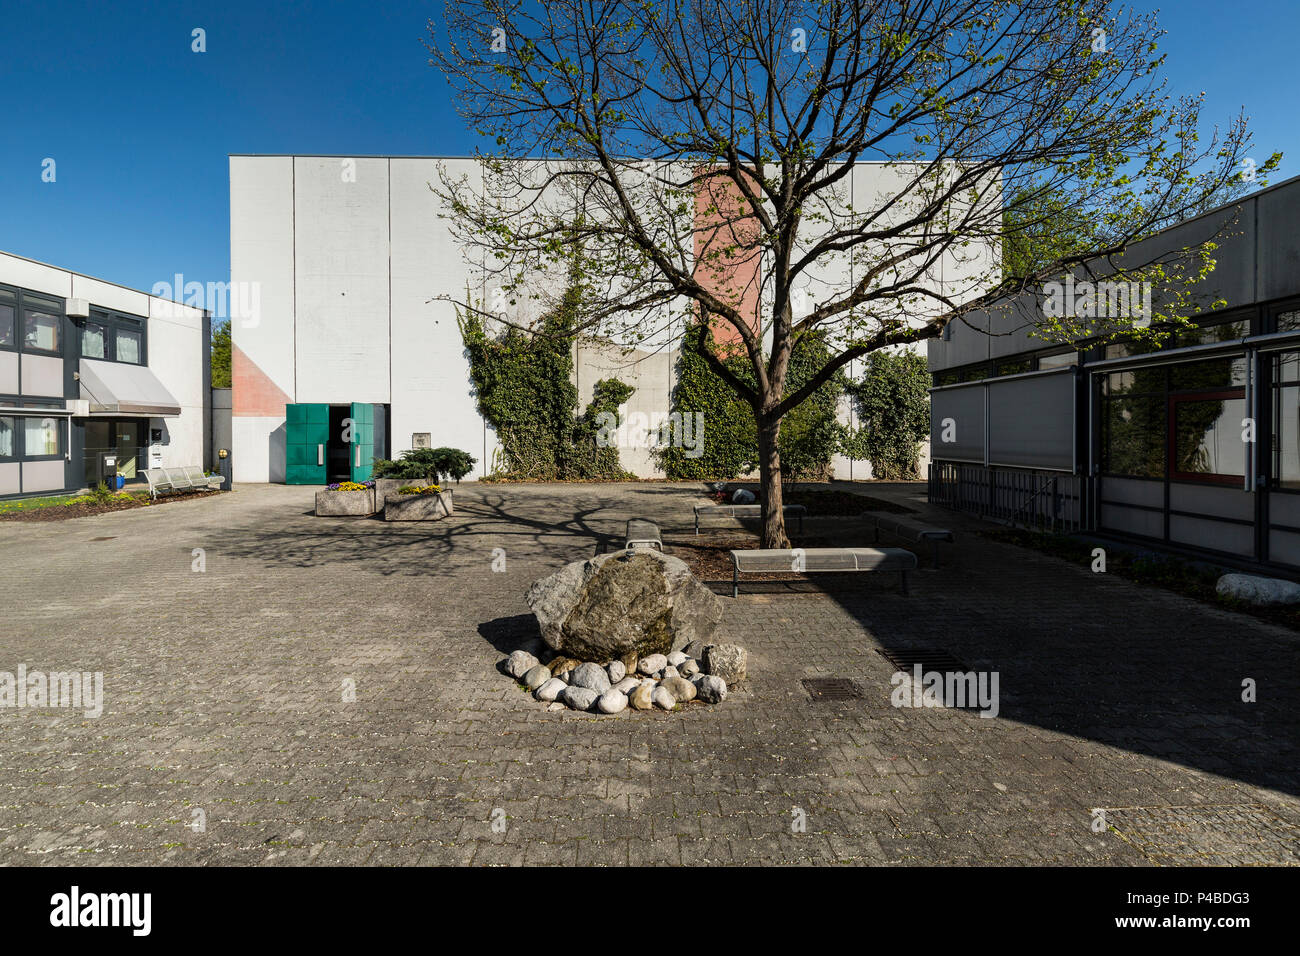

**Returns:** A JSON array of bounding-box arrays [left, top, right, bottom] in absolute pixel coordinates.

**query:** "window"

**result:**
[[0, 295, 13, 348], [1272, 352, 1300, 490], [995, 357, 1032, 377], [22, 308, 61, 353], [1038, 351, 1078, 370], [1176, 319, 1249, 348], [22, 416, 60, 456], [0, 417, 12, 458], [115, 327, 142, 364], [1102, 393, 1166, 478], [82, 321, 107, 359], [1171, 395, 1246, 483], [1276, 310, 1300, 333], [1169, 356, 1246, 391]]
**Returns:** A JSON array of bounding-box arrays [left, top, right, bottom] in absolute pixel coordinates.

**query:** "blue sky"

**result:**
[[2, 0, 1296, 317]]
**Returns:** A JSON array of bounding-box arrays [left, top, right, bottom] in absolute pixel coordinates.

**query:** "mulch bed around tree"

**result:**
[[0, 490, 224, 522]]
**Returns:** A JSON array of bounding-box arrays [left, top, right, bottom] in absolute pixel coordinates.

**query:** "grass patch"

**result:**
[[0, 494, 78, 514]]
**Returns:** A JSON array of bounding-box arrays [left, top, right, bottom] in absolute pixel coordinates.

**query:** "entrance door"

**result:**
[[349, 402, 374, 482], [116, 421, 140, 479], [284, 403, 329, 484], [83, 420, 112, 487]]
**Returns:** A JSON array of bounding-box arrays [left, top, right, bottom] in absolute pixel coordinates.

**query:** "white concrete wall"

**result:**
[[229, 156, 296, 482], [293, 157, 391, 405], [148, 296, 207, 469], [228, 157, 998, 482], [389, 158, 494, 469]]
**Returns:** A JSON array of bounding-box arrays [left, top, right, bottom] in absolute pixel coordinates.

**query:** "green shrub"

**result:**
[[373, 447, 476, 484], [458, 278, 634, 481], [842, 350, 930, 479], [659, 324, 843, 484]]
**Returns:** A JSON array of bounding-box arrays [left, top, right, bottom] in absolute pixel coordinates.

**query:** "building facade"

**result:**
[[927, 174, 1300, 572], [0, 251, 210, 498], [229, 155, 994, 484]]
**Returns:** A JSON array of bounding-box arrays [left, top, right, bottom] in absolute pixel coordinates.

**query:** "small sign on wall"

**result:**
[[411, 433, 431, 449]]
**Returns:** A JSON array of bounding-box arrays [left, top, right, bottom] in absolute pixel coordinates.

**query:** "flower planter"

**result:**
[[373, 478, 410, 510], [384, 489, 454, 521], [314, 487, 377, 516]]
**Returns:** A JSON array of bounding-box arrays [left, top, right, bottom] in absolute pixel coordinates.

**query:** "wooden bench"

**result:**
[[695, 503, 806, 535], [729, 547, 917, 598], [625, 518, 664, 552], [861, 512, 953, 568]]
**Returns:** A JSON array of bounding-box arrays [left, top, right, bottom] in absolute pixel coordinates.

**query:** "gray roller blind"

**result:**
[[930, 383, 985, 463], [986, 369, 1075, 470]]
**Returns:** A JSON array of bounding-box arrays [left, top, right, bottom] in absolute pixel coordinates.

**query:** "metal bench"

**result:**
[[163, 466, 202, 492], [862, 512, 953, 568], [182, 465, 223, 490], [625, 518, 664, 552], [142, 469, 174, 500], [729, 547, 917, 598], [695, 503, 806, 535]]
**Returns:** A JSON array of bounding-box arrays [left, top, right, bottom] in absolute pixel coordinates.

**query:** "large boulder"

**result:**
[[1216, 573, 1300, 605], [526, 550, 724, 662]]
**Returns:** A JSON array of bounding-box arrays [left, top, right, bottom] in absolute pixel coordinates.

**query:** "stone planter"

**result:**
[[314, 487, 377, 516], [372, 478, 408, 509], [384, 489, 454, 521]]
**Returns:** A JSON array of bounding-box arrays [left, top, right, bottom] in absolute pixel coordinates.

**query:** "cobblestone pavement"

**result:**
[[1, 481, 1297, 866]]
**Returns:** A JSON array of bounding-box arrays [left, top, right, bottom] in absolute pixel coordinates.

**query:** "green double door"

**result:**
[[285, 402, 374, 485]]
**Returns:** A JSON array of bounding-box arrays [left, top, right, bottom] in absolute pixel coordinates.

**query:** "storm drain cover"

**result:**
[[875, 647, 970, 673], [90, 536, 116, 542], [1100, 804, 1300, 866], [802, 678, 862, 701]]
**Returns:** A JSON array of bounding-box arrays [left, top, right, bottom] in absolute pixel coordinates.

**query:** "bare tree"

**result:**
[[429, 0, 1270, 547]]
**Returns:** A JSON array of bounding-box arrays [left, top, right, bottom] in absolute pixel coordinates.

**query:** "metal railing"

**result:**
[[928, 460, 1084, 533]]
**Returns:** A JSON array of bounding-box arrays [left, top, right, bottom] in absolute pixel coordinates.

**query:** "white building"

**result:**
[[0, 251, 209, 498], [228, 155, 995, 483]]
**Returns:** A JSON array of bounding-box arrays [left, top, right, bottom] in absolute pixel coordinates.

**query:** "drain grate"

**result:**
[[90, 536, 116, 542], [875, 647, 971, 673], [802, 678, 863, 701]]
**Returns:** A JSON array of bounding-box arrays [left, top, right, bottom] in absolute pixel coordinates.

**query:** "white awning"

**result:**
[[79, 359, 182, 417]]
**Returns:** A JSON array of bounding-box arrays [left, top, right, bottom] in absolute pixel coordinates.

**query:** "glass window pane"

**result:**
[[1274, 351, 1300, 385], [1173, 397, 1245, 478], [0, 417, 13, 457], [1038, 351, 1078, 370], [82, 323, 106, 359], [116, 329, 141, 364], [0, 301, 13, 347], [1275, 386, 1300, 489], [995, 358, 1031, 377], [1278, 310, 1300, 333], [1178, 320, 1249, 348], [1103, 395, 1166, 477], [22, 309, 60, 353], [1169, 356, 1246, 391], [22, 417, 59, 456]]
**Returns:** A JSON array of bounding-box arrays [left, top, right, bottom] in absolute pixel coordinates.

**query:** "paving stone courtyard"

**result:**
[[1, 481, 1298, 866]]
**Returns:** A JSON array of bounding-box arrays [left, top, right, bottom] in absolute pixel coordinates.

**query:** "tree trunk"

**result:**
[[756, 411, 789, 549]]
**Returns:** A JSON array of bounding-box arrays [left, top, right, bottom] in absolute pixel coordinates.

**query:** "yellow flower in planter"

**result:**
[[396, 484, 443, 495]]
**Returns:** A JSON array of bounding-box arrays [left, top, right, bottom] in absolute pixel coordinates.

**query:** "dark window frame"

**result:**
[[19, 298, 64, 357], [0, 290, 15, 352], [83, 308, 147, 366], [0, 415, 15, 461], [1167, 389, 1246, 487], [15, 413, 65, 461]]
